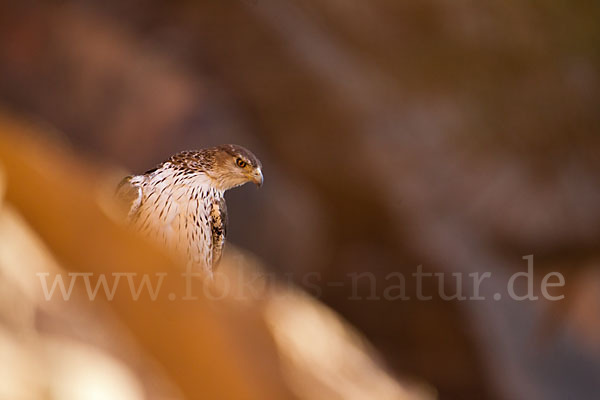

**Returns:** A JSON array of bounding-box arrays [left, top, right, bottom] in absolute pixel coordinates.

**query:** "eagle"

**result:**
[[116, 144, 263, 277]]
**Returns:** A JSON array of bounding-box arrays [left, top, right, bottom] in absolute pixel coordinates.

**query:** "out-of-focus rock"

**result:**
[[0, 115, 429, 399], [1, 1, 599, 398]]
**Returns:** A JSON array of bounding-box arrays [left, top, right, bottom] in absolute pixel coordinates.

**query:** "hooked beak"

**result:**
[[251, 168, 264, 187]]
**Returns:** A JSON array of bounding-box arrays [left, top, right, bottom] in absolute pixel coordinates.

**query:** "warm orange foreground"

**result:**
[[0, 115, 431, 400]]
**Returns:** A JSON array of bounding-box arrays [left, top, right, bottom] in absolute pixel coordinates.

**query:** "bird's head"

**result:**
[[208, 144, 263, 191]]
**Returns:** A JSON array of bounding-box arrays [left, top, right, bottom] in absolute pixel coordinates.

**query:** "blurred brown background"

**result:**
[[1, 1, 600, 399]]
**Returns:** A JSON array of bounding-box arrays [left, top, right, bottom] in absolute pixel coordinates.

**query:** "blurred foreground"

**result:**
[[1, 1, 600, 399], [0, 118, 431, 399]]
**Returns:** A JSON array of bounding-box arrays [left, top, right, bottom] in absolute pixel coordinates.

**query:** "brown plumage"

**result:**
[[116, 145, 263, 277]]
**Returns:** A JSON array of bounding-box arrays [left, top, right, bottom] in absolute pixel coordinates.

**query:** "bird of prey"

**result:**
[[116, 144, 263, 277]]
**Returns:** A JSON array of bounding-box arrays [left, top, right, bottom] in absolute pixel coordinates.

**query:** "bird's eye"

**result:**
[[235, 158, 247, 168]]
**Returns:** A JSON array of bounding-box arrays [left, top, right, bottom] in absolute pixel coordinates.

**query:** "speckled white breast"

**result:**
[[130, 164, 224, 273]]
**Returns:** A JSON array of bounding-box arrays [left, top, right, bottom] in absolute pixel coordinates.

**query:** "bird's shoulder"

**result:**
[[209, 196, 228, 268], [115, 175, 143, 218], [163, 149, 217, 174]]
